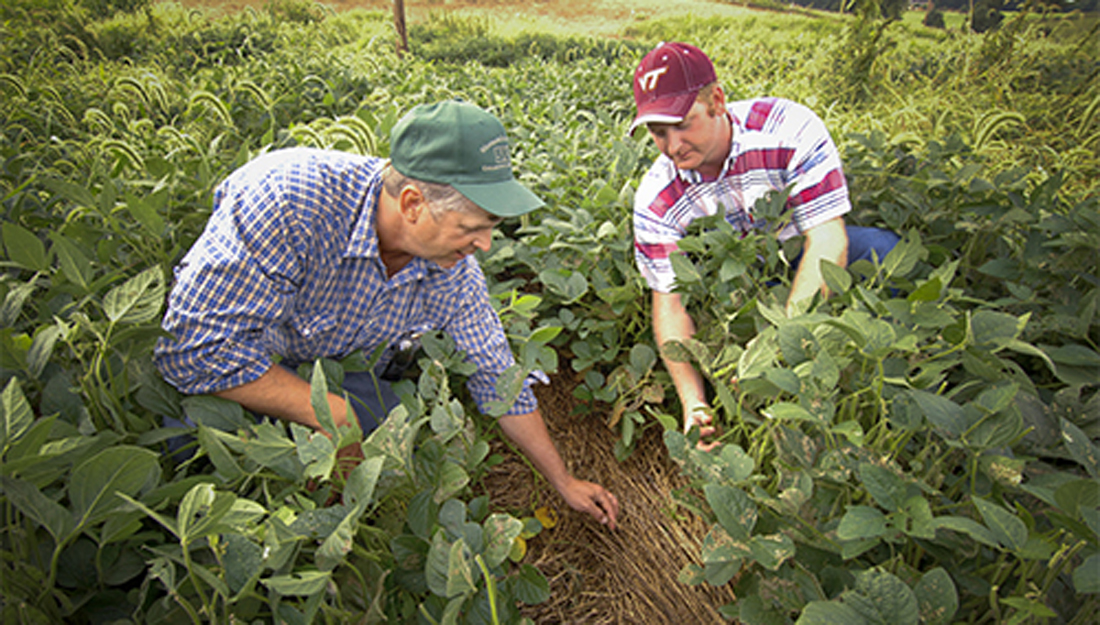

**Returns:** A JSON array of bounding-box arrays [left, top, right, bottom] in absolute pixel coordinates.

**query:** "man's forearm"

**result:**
[[213, 364, 353, 435], [497, 410, 572, 491], [652, 290, 709, 425], [788, 216, 848, 311]]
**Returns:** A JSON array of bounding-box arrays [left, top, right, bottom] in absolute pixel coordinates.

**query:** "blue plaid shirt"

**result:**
[[154, 148, 537, 416]]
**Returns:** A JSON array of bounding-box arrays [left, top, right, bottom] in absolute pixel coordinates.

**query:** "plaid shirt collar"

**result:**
[[345, 184, 450, 286]]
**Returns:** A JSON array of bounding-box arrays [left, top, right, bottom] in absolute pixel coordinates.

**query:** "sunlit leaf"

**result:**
[[102, 266, 164, 324]]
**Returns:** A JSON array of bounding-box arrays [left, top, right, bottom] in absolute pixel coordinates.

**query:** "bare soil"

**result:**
[[480, 374, 738, 624]]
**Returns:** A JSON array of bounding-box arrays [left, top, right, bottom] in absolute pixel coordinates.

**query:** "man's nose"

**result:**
[[472, 229, 492, 252], [665, 129, 684, 154]]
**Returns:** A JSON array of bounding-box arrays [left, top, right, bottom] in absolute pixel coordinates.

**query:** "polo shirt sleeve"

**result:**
[[154, 159, 307, 395], [444, 260, 538, 416], [633, 160, 684, 294], [780, 101, 851, 235]]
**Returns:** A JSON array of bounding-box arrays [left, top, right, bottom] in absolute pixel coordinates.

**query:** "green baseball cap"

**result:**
[[389, 100, 545, 217]]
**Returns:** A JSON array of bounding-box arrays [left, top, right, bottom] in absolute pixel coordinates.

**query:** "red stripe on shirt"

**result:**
[[792, 168, 845, 207], [727, 148, 795, 176], [745, 99, 776, 131], [635, 241, 679, 260], [649, 176, 689, 219]]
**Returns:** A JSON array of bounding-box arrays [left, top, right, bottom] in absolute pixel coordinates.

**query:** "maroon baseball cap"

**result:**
[[629, 42, 717, 135]]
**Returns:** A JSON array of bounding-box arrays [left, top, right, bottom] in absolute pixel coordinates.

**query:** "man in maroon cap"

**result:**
[[630, 42, 899, 448]]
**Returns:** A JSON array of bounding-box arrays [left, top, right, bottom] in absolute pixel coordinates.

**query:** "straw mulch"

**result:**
[[481, 373, 739, 624]]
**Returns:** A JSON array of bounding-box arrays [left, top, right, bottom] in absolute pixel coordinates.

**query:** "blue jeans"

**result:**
[[845, 226, 901, 266], [791, 226, 900, 269]]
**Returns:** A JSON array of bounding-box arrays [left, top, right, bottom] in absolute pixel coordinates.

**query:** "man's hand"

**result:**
[[558, 477, 620, 530], [497, 410, 620, 531], [685, 405, 720, 452], [335, 442, 364, 483]]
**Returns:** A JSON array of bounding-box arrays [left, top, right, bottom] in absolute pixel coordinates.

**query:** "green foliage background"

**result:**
[[1, 0, 1098, 623]]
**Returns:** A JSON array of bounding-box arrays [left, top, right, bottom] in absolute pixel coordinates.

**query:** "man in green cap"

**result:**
[[155, 100, 620, 529]]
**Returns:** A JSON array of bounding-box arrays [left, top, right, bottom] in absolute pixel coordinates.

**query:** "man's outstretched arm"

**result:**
[[213, 364, 354, 435], [653, 290, 717, 449], [498, 410, 620, 530]]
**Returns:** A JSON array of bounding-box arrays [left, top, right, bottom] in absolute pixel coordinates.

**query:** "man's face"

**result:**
[[646, 99, 729, 177], [411, 203, 501, 269]]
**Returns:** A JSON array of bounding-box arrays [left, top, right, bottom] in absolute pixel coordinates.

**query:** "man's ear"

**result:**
[[398, 184, 426, 223], [711, 84, 726, 112]]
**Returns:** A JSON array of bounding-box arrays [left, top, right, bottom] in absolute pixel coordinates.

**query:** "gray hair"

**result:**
[[382, 164, 477, 218]]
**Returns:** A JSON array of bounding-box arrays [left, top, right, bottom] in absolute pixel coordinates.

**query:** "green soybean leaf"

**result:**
[[0, 475, 74, 543], [837, 506, 888, 541], [292, 423, 335, 481], [970, 310, 1020, 350], [796, 600, 870, 624], [3, 222, 47, 272], [125, 191, 166, 236], [425, 531, 451, 597], [629, 343, 657, 374], [933, 515, 1000, 548], [343, 455, 383, 509], [181, 395, 252, 432], [445, 538, 475, 598], [511, 564, 550, 605], [854, 568, 919, 625], [1, 377, 34, 454], [482, 513, 523, 568], [70, 446, 160, 530], [198, 426, 244, 482], [224, 533, 265, 596], [859, 463, 914, 513], [177, 483, 236, 542], [1054, 479, 1099, 518], [316, 506, 362, 572], [669, 252, 702, 284], [1072, 553, 1100, 594], [907, 276, 943, 303], [820, 259, 851, 294], [1060, 418, 1099, 479], [763, 401, 817, 423], [972, 498, 1028, 551], [705, 484, 757, 541], [102, 266, 164, 324], [262, 570, 332, 596], [913, 567, 958, 625], [406, 490, 438, 540], [909, 390, 967, 438], [48, 232, 92, 290], [539, 268, 588, 303], [309, 361, 339, 438], [528, 325, 562, 344]]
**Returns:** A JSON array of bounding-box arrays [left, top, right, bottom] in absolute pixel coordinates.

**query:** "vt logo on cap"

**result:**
[[629, 42, 717, 135], [638, 66, 669, 93], [390, 100, 544, 217]]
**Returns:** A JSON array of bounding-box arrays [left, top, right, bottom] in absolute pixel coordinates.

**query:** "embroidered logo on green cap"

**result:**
[[390, 100, 544, 217]]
